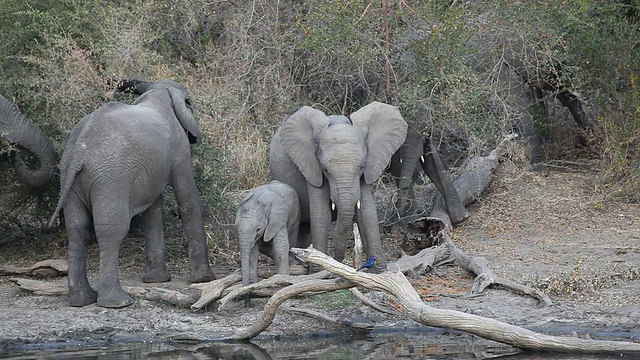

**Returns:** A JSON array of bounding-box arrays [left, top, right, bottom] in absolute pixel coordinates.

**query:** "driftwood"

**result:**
[[1, 259, 68, 278], [9, 278, 68, 295], [430, 134, 517, 227], [10, 278, 200, 308], [233, 247, 640, 354], [282, 305, 374, 331]]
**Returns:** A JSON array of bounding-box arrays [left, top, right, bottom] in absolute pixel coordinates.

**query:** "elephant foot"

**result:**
[[68, 287, 97, 307], [449, 208, 471, 226], [189, 267, 215, 283], [97, 289, 135, 308], [143, 268, 171, 283], [242, 293, 253, 307]]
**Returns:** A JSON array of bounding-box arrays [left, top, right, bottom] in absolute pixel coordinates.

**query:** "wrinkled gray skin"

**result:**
[[48, 79, 214, 308], [0, 94, 57, 187], [269, 102, 407, 273], [235, 180, 300, 306], [389, 125, 469, 227]]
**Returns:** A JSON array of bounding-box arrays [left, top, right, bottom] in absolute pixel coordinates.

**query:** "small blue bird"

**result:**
[[357, 255, 375, 271]]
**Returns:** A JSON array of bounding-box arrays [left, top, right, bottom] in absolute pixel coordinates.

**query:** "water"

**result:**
[[1, 327, 639, 360]]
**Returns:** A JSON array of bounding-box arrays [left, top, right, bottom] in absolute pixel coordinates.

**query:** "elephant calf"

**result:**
[[235, 180, 300, 305], [48, 79, 214, 308]]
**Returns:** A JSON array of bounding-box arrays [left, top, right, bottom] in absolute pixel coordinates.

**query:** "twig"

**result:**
[[349, 288, 402, 316]]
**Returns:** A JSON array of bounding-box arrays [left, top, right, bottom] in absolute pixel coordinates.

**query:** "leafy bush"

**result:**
[[0, 0, 638, 251]]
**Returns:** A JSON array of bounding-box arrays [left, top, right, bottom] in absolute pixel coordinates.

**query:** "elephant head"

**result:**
[[117, 79, 201, 144], [0, 94, 57, 187], [279, 102, 407, 262]]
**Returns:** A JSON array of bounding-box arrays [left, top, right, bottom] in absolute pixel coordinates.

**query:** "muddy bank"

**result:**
[[0, 169, 639, 354]]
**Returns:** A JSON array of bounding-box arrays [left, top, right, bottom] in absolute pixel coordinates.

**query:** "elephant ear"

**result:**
[[279, 106, 331, 187], [259, 192, 288, 242], [166, 86, 201, 144], [235, 190, 255, 225], [350, 101, 408, 184]]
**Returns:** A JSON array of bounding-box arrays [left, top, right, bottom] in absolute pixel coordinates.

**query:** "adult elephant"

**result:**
[[48, 79, 215, 308], [269, 102, 408, 273], [467, 31, 590, 174], [0, 94, 57, 187]]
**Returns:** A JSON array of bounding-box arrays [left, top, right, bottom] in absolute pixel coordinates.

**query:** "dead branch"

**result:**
[[349, 288, 402, 316], [190, 270, 243, 309], [282, 305, 374, 331], [9, 278, 68, 295], [441, 231, 554, 306], [125, 286, 199, 308], [1, 259, 68, 278], [9, 278, 199, 307], [286, 248, 640, 354], [217, 270, 333, 310], [431, 133, 516, 227], [227, 277, 355, 340]]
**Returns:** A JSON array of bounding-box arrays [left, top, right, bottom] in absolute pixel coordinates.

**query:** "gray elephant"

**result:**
[[0, 94, 57, 187], [269, 102, 408, 273], [467, 31, 590, 174], [235, 180, 300, 305], [48, 79, 214, 308]]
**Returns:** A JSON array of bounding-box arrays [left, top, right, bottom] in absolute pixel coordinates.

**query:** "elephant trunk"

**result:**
[[0, 95, 57, 187], [238, 226, 257, 307], [331, 185, 359, 262]]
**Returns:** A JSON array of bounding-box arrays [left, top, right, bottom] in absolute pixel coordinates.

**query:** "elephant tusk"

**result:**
[[420, 155, 425, 163], [332, 202, 336, 211], [356, 200, 361, 209]]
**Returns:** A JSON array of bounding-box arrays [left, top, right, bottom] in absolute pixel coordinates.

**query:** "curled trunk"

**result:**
[[0, 95, 57, 187]]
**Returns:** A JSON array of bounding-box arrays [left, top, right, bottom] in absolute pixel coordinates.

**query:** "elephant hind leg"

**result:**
[[94, 212, 134, 308], [65, 199, 97, 307]]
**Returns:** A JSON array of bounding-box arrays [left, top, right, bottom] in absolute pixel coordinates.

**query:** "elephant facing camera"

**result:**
[[235, 180, 301, 307], [269, 102, 408, 273]]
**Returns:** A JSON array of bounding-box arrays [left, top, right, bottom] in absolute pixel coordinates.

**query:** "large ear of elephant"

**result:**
[[166, 86, 201, 144], [259, 192, 288, 242], [350, 102, 408, 184], [279, 106, 331, 188]]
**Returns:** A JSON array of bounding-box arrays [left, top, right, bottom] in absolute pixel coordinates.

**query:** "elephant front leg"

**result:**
[[171, 176, 215, 283], [356, 183, 386, 273], [65, 200, 97, 307], [142, 196, 171, 283], [94, 222, 134, 308], [306, 182, 331, 272], [272, 231, 291, 275]]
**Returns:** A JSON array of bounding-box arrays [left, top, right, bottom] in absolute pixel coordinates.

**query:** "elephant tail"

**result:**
[[47, 159, 82, 229]]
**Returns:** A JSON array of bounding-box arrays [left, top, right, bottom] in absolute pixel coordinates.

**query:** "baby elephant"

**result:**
[[235, 180, 300, 303]]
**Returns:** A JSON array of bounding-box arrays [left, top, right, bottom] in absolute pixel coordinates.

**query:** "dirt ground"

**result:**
[[0, 160, 639, 353]]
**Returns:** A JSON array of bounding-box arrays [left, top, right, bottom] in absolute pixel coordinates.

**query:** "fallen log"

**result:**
[[1, 259, 68, 278], [9, 278, 68, 295], [255, 248, 638, 354], [430, 134, 517, 227]]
